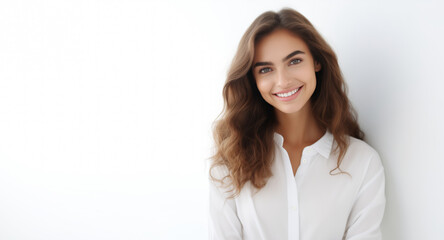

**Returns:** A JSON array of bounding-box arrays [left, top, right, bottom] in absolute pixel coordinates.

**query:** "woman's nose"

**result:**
[[276, 69, 291, 87]]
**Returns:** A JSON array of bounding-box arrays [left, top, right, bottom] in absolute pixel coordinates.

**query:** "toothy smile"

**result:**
[[274, 87, 302, 97]]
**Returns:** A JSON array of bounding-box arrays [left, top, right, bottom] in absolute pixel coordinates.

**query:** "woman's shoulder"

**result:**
[[339, 135, 384, 174], [208, 161, 234, 189], [346, 136, 379, 158], [209, 163, 230, 180]]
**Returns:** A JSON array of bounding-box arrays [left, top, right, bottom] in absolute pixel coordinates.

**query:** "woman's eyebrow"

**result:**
[[283, 50, 305, 62], [253, 50, 306, 69]]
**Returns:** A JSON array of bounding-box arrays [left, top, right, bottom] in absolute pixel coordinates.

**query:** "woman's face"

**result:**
[[252, 28, 321, 115]]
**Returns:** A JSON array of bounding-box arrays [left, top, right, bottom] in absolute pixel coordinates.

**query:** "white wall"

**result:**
[[0, 0, 443, 239]]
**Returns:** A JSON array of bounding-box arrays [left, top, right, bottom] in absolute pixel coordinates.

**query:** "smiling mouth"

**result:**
[[274, 86, 302, 98]]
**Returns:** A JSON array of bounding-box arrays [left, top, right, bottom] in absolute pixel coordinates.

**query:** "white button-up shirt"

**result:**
[[209, 130, 386, 240]]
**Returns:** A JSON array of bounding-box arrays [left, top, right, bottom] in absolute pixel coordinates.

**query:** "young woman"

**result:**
[[208, 8, 386, 240]]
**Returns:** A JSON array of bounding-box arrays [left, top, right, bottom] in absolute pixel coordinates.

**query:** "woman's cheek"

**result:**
[[255, 78, 267, 91]]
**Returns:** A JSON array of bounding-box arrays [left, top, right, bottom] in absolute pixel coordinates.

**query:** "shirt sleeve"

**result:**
[[343, 150, 386, 240], [208, 166, 243, 240]]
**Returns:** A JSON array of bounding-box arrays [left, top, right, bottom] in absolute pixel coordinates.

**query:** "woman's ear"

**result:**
[[315, 61, 321, 72]]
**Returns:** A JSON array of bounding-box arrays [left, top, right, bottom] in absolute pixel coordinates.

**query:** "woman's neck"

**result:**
[[274, 102, 324, 148]]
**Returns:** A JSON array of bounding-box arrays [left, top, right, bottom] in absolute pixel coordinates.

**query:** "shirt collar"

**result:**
[[273, 129, 334, 159]]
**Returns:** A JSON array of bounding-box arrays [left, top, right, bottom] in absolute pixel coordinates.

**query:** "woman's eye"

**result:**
[[290, 59, 302, 65], [259, 67, 272, 74]]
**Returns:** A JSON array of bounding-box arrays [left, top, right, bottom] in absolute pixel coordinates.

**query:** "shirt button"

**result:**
[[302, 159, 307, 164]]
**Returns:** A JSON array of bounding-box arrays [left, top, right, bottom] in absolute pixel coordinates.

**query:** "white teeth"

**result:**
[[276, 87, 301, 97]]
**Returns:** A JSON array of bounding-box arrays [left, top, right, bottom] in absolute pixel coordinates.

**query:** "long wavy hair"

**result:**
[[209, 8, 364, 198]]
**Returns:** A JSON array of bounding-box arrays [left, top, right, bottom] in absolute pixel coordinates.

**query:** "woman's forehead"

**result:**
[[254, 29, 310, 61]]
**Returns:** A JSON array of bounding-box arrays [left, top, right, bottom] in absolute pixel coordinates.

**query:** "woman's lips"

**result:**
[[273, 86, 302, 101]]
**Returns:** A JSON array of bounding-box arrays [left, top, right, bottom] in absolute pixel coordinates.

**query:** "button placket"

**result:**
[[288, 205, 298, 212], [300, 153, 307, 167], [278, 146, 300, 240], [296, 148, 314, 181]]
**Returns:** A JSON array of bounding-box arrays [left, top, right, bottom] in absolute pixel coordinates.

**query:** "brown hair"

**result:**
[[209, 8, 364, 198]]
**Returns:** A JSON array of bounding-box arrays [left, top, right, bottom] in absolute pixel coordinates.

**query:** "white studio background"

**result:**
[[0, 0, 443, 240]]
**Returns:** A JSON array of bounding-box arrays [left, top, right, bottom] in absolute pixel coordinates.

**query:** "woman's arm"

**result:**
[[343, 151, 386, 240], [208, 166, 243, 240]]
